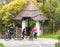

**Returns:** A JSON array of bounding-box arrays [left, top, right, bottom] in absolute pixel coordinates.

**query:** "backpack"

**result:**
[[23, 29, 26, 35], [9, 28, 14, 35]]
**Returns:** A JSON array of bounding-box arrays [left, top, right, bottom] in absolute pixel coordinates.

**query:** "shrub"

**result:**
[[55, 43, 60, 47], [0, 0, 29, 23], [0, 43, 4, 47], [58, 36, 60, 40]]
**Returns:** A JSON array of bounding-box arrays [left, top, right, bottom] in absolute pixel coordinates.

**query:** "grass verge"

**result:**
[[37, 34, 59, 39], [0, 43, 4, 47], [55, 42, 60, 47]]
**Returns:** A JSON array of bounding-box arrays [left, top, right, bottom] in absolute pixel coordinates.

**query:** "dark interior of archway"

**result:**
[[22, 17, 33, 36]]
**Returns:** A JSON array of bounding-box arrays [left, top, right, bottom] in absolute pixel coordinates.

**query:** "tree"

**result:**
[[0, 0, 14, 9], [36, 0, 60, 33], [0, 0, 29, 33]]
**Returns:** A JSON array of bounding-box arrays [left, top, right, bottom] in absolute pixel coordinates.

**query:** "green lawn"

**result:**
[[38, 33, 59, 39], [55, 43, 60, 47], [0, 43, 4, 47]]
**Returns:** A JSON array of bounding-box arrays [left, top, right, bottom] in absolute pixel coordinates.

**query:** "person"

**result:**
[[4, 30, 11, 40], [33, 26, 37, 39], [9, 27, 14, 36], [4, 32, 8, 39], [22, 28, 26, 39], [9, 27, 14, 39], [7, 30, 11, 39]]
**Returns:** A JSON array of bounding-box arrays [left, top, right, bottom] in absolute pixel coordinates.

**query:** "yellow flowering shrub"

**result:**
[[0, 0, 29, 22], [32, 0, 42, 8]]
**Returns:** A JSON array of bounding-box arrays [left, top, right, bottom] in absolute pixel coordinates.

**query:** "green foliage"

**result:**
[[38, 33, 59, 39], [37, 0, 43, 2], [0, 0, 13, 9], [37, 0, 46, 5], [15, 20, 22, 28], [56, 30, 60, 40], [29, 21, 36, 28], [0, 0, 29, 20], [0, 0, 29, 33], [55, 43, 60, 47], [0, 43, 4, 47], [1, 0, 28, 21], [0, 3, 3, 9], [55, 5, 60, 19], [38, 0, 60, 32]]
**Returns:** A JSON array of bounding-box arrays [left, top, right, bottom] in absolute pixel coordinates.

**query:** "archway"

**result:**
[[14, 0, 48, 37]]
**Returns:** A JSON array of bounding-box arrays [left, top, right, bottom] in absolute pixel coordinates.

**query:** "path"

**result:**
[[0, 38, 58, 47]]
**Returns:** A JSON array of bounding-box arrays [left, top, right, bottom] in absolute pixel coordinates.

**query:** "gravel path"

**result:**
[[0, 38, 58, 47]]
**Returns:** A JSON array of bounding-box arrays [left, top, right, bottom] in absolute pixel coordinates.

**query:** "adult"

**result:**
[[9, 27, 14, 38], [33, 26, 37, 39], [9, 27, 14, 36], [7, 30, 11, 39], [22, 28, 26, 39]]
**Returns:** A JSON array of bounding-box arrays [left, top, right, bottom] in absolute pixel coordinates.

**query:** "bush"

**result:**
[[58, 36, 60, 40], [0, 43, 4, 47], [0, 0, 29, 33], [0, 0, 29, 23], [55, 43, 60, 47]]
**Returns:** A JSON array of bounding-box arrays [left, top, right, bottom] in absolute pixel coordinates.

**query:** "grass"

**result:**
[[55, 43, 60, 47], [0, 43, 4, 47], [38, 33, 59, 39]]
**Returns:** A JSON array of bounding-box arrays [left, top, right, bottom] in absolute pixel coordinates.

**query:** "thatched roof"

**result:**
[[14, 0, 48, 21], [32, 14, 48, 21]]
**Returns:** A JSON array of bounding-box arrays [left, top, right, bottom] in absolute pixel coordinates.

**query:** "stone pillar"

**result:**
[[36, 21, 42, 36], [25, 20, 28, 27], [22, 20, 28, 31], [16, 26, 21, 37], [22, 20, 26, 32]]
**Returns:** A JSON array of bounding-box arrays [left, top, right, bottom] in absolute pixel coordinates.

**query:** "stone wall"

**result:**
[[15, 27, 22, 38]]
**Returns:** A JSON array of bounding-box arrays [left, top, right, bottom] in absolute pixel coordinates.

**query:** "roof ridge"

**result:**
[[23, 0, 39, 11]]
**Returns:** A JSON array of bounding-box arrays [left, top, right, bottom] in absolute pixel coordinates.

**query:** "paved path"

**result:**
[[0, 38, 58, 47]]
